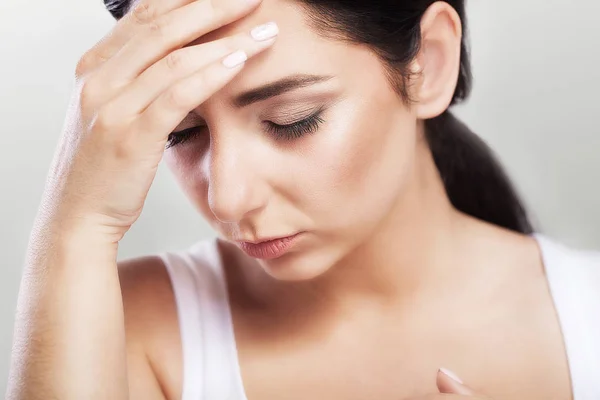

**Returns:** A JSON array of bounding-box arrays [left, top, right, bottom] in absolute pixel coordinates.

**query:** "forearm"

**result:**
[[6, 221, 128, 400]]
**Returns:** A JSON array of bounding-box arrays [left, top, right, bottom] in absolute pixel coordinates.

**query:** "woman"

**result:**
[[6, 0, 600, 399]]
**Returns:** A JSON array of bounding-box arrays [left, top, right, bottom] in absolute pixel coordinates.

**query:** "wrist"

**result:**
[[28, 215, 120, 264]]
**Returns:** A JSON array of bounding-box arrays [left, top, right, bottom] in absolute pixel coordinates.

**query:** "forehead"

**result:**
[[143, 0, 389, 111], [176, 0, 355, 106], [196, 0, 311, 43], [191, 0, 337, 79]]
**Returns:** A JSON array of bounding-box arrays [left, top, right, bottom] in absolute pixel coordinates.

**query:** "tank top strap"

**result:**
[[158, 238, 247, 400], [535, 234, 600, 399]]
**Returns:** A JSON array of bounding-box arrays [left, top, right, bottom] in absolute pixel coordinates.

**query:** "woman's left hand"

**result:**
[[407, 368, 493, 399]]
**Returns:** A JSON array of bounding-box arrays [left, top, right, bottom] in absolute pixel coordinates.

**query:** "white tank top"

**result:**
[[158, 234, 600, 400]]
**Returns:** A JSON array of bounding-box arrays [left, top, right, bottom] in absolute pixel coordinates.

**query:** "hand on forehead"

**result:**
[[188, 0, 288, 46]]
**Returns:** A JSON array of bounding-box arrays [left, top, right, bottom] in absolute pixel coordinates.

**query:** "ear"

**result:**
[[411, 1, 463, 120]]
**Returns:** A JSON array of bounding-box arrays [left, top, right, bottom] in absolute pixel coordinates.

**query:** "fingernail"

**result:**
[[250, 21, 279, 41], [439, 368, 464, 384], [222, 50, 247, 68]]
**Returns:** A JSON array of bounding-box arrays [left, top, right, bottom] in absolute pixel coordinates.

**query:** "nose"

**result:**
[[207, 135, 268, 224]]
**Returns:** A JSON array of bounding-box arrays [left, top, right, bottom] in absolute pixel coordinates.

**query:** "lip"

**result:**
[[237, 233, 302, 260]]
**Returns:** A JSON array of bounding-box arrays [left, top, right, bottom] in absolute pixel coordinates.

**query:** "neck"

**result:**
[[309, 143, 463, 306]]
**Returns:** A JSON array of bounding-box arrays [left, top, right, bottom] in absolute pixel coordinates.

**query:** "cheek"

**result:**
[[290, 101, 417, 231]]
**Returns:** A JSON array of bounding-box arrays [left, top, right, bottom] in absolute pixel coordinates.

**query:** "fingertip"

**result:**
[[437, 368, 474, 396], [222, 50, 248, 68], [439, 367, 464, 384]]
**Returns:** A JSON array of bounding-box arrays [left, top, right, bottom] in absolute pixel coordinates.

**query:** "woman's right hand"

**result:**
[[7, 1, 278, 399], [44, 0, 278, 242]]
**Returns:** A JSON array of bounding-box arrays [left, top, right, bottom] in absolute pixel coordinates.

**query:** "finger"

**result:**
[[92, 0, 263, 95], [78, 0, 197, 76], [436, 368, 474, 396], [109, 21, 278, 117], [134, 47, 251, 144]]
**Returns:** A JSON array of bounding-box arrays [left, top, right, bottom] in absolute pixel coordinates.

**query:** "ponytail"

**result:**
[[420, 1, 533, 234], [424, 111, 533, 234]]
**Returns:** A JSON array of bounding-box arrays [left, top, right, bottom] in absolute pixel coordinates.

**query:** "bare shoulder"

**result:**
[[118, 255, 182, 400], [456, 213, 542, 269]]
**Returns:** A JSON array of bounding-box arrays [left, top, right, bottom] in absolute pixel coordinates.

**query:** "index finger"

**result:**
[[78, 0, 190, 74], [78, 0, 260, 75]]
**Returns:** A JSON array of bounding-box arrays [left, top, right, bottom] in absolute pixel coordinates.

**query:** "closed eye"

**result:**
[[166, 126, 206, 149], [166, 106, 326, 149], [263, 107, 326, 141]]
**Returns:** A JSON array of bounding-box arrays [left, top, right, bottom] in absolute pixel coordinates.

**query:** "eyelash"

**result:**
[[166, 108, 326, 149], [264, 109, 325, 141]]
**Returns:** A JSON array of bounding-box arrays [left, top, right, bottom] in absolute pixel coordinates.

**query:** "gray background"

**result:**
[[1, 0, 599, 394]]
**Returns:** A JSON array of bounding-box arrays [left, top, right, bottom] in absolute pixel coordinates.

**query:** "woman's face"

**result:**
[[163, 0, 420, 280]]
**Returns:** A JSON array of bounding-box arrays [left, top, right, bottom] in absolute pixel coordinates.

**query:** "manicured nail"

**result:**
[[439, 368, 463, 384], [222, 50, 247, 68], [250, 21, 279, 41]]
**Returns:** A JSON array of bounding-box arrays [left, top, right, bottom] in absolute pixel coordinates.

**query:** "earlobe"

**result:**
[[412, 2, 463, 120]]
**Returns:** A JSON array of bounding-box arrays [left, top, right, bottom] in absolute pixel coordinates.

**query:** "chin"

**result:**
[[255, 245, 341, 282]]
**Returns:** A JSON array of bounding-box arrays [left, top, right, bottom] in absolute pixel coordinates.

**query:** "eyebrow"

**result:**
[[231, 73, 334, 108]]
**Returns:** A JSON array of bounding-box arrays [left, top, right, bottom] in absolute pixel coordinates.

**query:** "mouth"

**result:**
[[236, 233, 302, 260]]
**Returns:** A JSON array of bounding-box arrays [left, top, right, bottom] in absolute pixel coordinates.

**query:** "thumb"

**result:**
[[436, 368, 475, 396]]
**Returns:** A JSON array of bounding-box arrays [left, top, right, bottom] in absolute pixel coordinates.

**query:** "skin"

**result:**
[[160, 2, 572, 398], [6, 0, 572, 399]]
